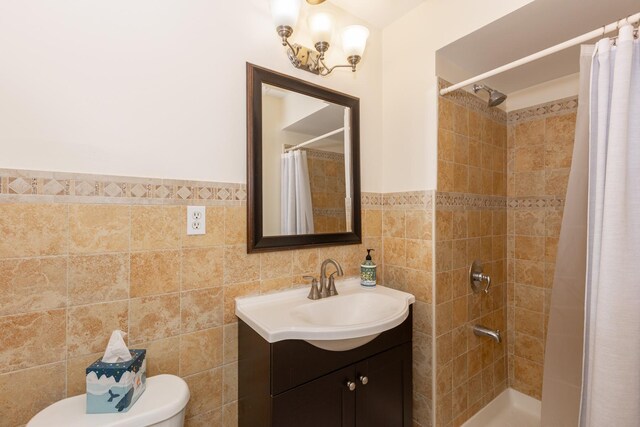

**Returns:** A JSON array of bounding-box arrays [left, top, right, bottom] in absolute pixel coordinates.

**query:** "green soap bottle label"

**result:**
[[361, 264, 376, 287]]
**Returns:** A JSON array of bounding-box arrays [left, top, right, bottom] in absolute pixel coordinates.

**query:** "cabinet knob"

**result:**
[[346, 381, 356, 391], [359, 375, 369, 385]]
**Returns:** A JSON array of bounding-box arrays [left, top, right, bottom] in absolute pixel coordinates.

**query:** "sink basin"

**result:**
[[235, 277, 415, 351], [290, 293, 405, 327]]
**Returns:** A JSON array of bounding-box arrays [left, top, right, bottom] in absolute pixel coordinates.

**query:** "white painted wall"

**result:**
[[381, 0, 534, 192], [506, 73, 580, 111], [0, 0, 383, 191], [262, 95, 283, 236]]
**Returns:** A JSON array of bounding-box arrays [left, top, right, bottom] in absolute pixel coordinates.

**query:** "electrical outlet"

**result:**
[[187, 206, 206, 235]]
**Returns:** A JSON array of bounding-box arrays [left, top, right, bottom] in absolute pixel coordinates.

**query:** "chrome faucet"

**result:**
[[320, 259, 344, 298]]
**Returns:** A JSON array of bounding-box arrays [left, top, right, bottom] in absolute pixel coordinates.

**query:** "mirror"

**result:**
[[247, 63, 361, 253]]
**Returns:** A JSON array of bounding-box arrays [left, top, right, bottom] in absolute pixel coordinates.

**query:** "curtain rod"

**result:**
[[284, 127, 345, 153], [440, 11, 640, 96]]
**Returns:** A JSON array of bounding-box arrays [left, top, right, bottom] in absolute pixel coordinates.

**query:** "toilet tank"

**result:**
[[28, 375, 190, 427]]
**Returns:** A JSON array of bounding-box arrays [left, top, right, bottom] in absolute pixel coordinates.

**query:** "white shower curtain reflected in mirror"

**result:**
[[281, 150, 314, 235]]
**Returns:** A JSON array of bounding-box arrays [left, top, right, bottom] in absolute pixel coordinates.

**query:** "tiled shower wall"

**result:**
[[379, 191, 434, 427], [0, 170, 385, 427], [435, 87, 579, 425], [435, 85, 508, 427], [506, 97, 577, 399], [307, 148, 347, 233]]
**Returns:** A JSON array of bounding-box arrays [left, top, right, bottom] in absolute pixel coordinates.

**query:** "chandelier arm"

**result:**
[[319, 60, 355, 76], [283, 38, 299, 56]]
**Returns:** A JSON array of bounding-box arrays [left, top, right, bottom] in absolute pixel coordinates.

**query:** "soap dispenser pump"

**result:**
[[361, 249, 377, 287]]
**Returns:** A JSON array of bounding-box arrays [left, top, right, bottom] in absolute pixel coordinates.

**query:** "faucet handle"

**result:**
[[327, 271, 339, 296], [304, 276, 321, 300]]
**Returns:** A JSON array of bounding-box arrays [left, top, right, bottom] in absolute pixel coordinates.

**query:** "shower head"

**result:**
[[473, 84, 507, 107]]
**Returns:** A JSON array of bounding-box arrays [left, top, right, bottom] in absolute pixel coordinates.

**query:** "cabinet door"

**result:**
[[355, 343, 412, 427], [272, 365, 356, 427]]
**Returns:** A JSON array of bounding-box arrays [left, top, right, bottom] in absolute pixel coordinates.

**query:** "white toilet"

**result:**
[[28, 374, 190, 427]]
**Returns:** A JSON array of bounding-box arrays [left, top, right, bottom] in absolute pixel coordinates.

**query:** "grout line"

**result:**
[[0, 359, 67, 378], [127, 205, 132, 354], [178, 209, 184, 377], [64, 202, 70, 398]]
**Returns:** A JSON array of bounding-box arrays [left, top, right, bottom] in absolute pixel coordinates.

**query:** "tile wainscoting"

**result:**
[[0, 168, 437, 427], [381, 190, 435, 426], [0, 168, 381, 427]]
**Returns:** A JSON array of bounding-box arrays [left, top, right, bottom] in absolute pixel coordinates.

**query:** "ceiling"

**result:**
[[436, 0, 640, 94], [285, 103, 344, 136], [264, 88, 345, 152], [328, 0, 426, 28], [284, 103, 345, 152]]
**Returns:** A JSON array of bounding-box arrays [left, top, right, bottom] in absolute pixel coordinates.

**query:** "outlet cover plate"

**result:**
[[187, 206, 206, 235]]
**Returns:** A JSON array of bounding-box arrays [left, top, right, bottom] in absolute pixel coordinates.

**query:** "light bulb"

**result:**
[[341, 25, 369, 57]]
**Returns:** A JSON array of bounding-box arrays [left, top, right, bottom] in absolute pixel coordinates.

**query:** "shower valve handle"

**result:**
[[469, 260, 492, 294], [472, 271, 491, 293]]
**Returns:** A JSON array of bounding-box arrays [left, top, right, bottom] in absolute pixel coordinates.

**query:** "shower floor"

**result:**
[[462, 388, 541, 427]]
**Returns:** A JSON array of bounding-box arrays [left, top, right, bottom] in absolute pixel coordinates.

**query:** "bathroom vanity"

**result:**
[[238, 312, 412, 427]]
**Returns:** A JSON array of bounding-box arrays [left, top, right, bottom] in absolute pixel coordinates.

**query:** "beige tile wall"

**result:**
[[506, 105, 577, 399], [306, 149, 347, 233], [436, 87, 579, 424], [380, 192, 434, 427], [0, 192, 383, 427], [435, 90, 508, 427], [438, 95, 507, 198]]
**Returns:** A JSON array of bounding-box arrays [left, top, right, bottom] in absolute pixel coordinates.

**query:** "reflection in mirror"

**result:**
[[246, 63, 361, 253], [262, 83, 352, 236]]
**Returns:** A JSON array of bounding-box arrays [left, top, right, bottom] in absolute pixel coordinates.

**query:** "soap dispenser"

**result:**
[[360, 249, 377, 287]]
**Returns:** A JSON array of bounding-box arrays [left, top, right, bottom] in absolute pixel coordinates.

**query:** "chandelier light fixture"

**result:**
[[269, 0, 370, 76]]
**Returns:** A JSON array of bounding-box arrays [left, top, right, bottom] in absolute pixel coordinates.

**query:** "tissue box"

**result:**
[[85, 349, 147, 414]]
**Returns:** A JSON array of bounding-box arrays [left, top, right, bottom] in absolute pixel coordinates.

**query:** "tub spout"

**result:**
[[473, 324, 502, 343]]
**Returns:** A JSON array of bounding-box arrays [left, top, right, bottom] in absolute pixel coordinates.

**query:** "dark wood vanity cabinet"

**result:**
[[239, 308, 413, 427]]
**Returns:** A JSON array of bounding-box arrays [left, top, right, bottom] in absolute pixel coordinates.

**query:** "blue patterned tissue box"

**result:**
[[85, 349, 147, 413]]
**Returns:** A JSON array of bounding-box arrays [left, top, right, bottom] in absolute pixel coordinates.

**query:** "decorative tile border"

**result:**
[[436, 192, 507, 211], [434, 192, 565, 210], [383, 191, 434, 210], [0, 169, 247, 205], [313, 208, 346, 217], [361, 192, 383, 209], [507, 96, 578, 125], [0, 168, 386, 209], [507, 196, 565, 209], [1, 169, 565, 213], [438, 78, 508, 124], [305, 148, 344, 162]]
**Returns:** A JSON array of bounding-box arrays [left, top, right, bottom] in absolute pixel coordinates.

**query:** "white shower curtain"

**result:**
[[581, 24, 640, 426], [541, 44, 592, 427], [281, 150, 314, 235]]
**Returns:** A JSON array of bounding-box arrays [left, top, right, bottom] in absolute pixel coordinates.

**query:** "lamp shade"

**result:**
[[341, 25, 369, 57], [269, 0, 302, 28], [308, 12, 334, 45]]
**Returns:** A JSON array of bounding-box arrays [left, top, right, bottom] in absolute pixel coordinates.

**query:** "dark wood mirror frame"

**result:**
[[246, 63, 362, 253]]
